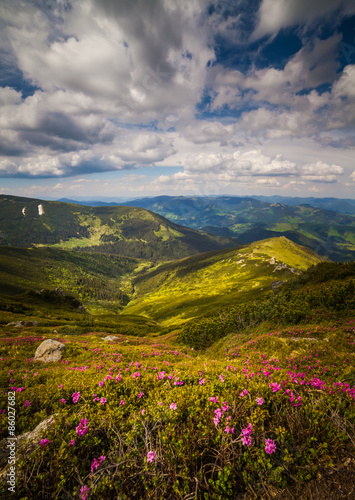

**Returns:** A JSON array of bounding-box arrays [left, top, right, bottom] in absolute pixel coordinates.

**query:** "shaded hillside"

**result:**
[[120, 195, 355, 261], [122, 236, 326, 325], [0, 195, 237, 261], [0, 246, 142, 313]]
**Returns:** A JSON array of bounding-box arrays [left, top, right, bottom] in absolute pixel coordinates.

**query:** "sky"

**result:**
[[0, 0, 355, 201]]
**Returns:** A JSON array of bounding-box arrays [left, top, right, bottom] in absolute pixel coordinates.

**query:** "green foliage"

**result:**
[[178, 263, 355, 350]]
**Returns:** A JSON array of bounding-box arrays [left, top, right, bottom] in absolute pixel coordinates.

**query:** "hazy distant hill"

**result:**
[[0, 195, 237, 260], [122, 236, 326, 325], [252, 195, 355, 215], [118, 195, 355, 261]]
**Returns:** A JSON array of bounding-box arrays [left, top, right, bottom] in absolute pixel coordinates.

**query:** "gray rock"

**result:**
[[6, 320, 38, 327], [103, 335, 118, 342], [270, 280, 286, 290], [0, 414, 57, 472], [33, 339, 65, 363]]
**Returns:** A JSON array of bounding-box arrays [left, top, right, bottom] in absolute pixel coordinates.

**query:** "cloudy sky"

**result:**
[[1, 0, 355, 200]]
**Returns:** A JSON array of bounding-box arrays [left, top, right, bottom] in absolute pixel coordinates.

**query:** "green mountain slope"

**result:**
[[122, 236, 327, 325], [0, 246, 143, 313], [0, 195, 237, 260], [121, 195, 355, 261]]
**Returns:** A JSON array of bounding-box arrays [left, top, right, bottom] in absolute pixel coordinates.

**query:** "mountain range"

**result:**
[[0, 195, 235, 261], [55, 195, 355, 261]]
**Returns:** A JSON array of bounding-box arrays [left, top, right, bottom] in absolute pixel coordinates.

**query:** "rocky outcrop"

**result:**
[[33, 339, 65, 363], [7, 320, 38, 327], [0, 414, 57, 473]]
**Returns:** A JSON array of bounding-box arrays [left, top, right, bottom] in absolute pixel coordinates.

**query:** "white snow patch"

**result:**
[[38, 204, 44, 215], [22, 207, 26, 216]]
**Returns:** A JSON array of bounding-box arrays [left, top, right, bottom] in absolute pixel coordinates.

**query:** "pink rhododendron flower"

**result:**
[[241, 435, 252, 446], [72, 392, 81, 403], [138, 392, 144, 398], [269, 383, 282, 393], [100, 398, 107, 405], [241, 423, 253, 436], [147, 451, 156, 462], [240, 389, 249, 397], [256, 397, 264, 405], [119, 400, 125, 405], [91, 456, 105, 473], [170, 403, 177, 410], [40, 438, 50, 447], [60, 399, 66, 404], [80, 485, 89, 500], [69, 439, 75, 446], [76, 418, 88, 437], [24, 400, 31, 407], [265, 438, 276, 454]]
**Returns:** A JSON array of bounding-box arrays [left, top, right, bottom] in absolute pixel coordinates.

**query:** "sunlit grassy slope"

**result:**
[[122, 237, 327, 325]]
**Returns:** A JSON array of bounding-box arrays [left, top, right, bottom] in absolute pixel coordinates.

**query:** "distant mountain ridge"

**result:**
[[252, 195, 355, 215], [112, 195, 355, 262], [55, 195, 355, 215], [0, 195, 237, 261]]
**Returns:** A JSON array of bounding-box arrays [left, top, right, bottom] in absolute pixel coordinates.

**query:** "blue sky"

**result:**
[[0, 0, 355, 200]]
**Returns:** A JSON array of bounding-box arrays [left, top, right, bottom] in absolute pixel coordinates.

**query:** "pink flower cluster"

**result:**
[[269, 383, 282, 393], [147, 451, 156, 462], [241, 423, 253, 446], [72, 392, 81, 403], [240, 389, 249, 397], [40, 438, 50, 447], [213, 401, 230, 426], [265, 438, 276, 454], [91, 455, 105, 473], [76, 418, 88, 437], [80, 485, 89, 500]]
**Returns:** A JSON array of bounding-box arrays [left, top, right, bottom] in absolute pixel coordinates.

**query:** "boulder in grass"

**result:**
[[102, 335, 118, 342], [34, 339, 65, 363], [0, 415, 57, 472]]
